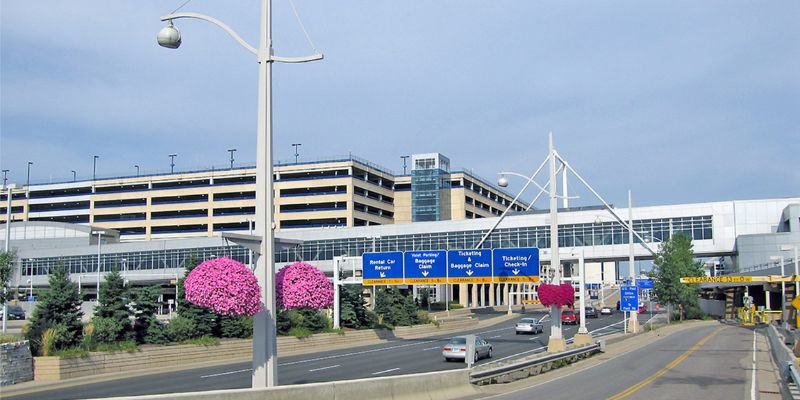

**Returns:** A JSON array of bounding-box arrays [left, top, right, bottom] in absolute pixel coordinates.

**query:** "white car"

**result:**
[[515, 318, 543, 334], [442, 336, 493, 362], [600, 306, 613, 315]]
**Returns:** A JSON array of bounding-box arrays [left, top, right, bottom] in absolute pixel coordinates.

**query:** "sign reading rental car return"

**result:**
[[680, 276, 754, 284]]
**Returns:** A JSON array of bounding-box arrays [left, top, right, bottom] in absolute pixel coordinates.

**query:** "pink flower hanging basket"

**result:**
[[538, 283, 575, 307], [184, 257, 262, 316], [276, 262, 334, 310]]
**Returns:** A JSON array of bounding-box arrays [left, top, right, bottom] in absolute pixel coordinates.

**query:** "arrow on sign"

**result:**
[[466, 270, 474, 276], [512, 269, 520, 275], [421, 271, 429, 277], [379, 272, 386, 278]]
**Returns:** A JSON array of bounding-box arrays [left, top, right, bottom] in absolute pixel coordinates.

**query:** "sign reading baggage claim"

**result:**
[[361, 248, 540, 285]]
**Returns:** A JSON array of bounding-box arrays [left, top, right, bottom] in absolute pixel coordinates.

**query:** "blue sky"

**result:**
[[1, 1, 798, 208]]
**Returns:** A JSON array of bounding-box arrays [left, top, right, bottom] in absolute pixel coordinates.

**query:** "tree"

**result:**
[[129, 285, 165, 344], [0, 251, 14, 305], [93, 268, 132, 342], [339, 285, 374, 329], [375, 287, 417, 327], [651, 233, 705, 321], [177, 257, 220, 337], [24, 265, 84, 355]]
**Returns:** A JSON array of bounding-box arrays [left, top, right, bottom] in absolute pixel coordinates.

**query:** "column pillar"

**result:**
[[471, 284, 478, 308]]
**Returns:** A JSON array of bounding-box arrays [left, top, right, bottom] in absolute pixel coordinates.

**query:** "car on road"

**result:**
[[515, 317, 543, 334], [639, 304, 647, 313], [1, 305, 25, 320], [561, 309, 579, 325], [600, 306, 613, 315], [442, 336, 493, 362], [585, 306, 598, 318]]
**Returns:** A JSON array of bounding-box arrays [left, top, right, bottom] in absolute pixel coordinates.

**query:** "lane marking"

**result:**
[[751, 329, 757, 400], [278, 339, 437, 366], [372, 368, 400, 375], [309, 364, 340, 372], [422, 346, 441, 351], [201, 368, 251, 378], [488, 335, 503, 339], [607, 327, 724, 400]]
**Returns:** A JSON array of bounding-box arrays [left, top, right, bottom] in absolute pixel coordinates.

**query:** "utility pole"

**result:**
[[292, 143, 301, 164], [228, 148, 237, 169]]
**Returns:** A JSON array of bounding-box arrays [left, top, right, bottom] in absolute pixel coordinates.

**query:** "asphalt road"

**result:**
[[478, 323, 756, 400], [8, 310, 640, 400]]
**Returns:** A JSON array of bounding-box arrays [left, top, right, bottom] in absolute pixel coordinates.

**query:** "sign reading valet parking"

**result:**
[[404, 251, 447, 284], [361, 248, 540, 285]]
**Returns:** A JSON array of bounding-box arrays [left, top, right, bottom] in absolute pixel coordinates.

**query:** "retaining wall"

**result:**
[[0, 341, 33, 386]]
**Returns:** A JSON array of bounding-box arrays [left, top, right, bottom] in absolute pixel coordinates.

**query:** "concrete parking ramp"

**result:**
[[87, 369, 478, 400]]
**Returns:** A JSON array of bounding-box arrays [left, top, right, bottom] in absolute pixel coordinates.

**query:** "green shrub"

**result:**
[[143, 321, 169, 345], [41, 324, 70, 356], [220, 315, 253, 338], [181, 335, 219, 346], [94, 340, 138, 353], [167, 316, 197, 342], [92, 317, 124, 345], [0, 334, 22, 344], [288, 327, 312, 339]]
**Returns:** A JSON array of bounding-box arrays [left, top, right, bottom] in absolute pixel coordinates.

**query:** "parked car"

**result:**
[[515, 317, 543, 334], [600, 306, 613, 315], [442, 336, 493, 362], [2, 305, 25, 320], [561, 310, 579, 325], [584, 306, 598, 318]]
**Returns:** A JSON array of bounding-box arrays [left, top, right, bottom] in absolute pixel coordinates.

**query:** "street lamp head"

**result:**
[[770, 255, 782, 262], [497, 175, 509, 187], [780, 245, 795, 252], [157, 22, 182, 49]]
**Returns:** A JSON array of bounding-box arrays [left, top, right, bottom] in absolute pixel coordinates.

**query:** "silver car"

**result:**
[[515, 317, 543, 334], [442, 336, 493, 362]]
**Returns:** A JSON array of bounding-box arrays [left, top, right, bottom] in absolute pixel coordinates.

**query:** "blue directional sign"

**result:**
[[636, 279, 654, 289], [492, 248, 540, 283], [404, 251, 447, 284], [620, 285, 639, 312], [362, 252, 404, 285], [447, 249, 493, 283]]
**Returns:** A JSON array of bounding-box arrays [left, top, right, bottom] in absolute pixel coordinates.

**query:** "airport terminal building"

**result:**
[[1, 153, 798, 311]]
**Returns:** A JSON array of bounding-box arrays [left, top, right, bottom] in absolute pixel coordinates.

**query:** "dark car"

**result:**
[[2, 305, 25, 320], [585, 306, 599, 318]]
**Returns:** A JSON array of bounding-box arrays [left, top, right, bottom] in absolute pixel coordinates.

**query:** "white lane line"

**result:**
[[422, 346, 441, 351], [279, 339, 437, 366], [372, 368, 400, 375], [201, 368, 251, 378], [488, 335, 503, 339], [751, 329, 757, 400], [309, 364, 340, 372]]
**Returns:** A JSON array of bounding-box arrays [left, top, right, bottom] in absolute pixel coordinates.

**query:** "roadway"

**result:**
[[6, 309, 643, 400], [473, 322, 761, 400]]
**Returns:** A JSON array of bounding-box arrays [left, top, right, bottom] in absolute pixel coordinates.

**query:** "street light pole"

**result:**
[[228, 149, 237, 169], [781, 245, 799, 298], [292, 143, 301, 164], [401, 155, 410, 174], [93, 155, 99, 181], [26, 162, 33, 187], [1, 170, 7, 187], [169, 154, 177, 174], [96, 231, 104, 303], [135, 165, 140, 177], [71, 170, 77, 182], [547, 132, 565, 352], [2, 184, 19, 333], [628, 190, 638, 333], [158, 0, 322, 388]]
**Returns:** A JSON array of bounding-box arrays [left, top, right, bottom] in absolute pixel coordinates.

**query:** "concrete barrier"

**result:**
[[84, 369, 478, 400]]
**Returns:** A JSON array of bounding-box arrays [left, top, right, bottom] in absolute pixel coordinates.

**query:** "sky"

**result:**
[[1, 1, 798, 208]]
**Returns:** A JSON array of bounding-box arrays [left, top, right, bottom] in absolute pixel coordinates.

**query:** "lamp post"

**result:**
[[93, 155, 99, 181], [71, 170, 77, 182], [157, 2, 322, 388], [95, 231, 105, 303], [228, 149, 237, 169], [292, 143, 301, 164], [26, 162, 33, 187], [169, 154, 177, 174], [627, 190, 638, 333], [1, 170, 8, 187], [2, 184, 19, 333], [770, 255, 787, 324], [135, 165, 140, 177], [781, 245, 799, 297], [400, 155, 410, 174], [497, 133, 565, 352]]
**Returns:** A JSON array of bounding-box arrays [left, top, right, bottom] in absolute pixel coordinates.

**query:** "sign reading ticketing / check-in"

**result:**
[[493, 248, 539, 282], [405, 251, 447, 284], [362, 251, 404, 285], [448, 249, 492, 283]]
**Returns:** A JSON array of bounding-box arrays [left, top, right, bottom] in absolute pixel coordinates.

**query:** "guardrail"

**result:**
[[766, 324, 800, 396], [469, 342, 604, 385]]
